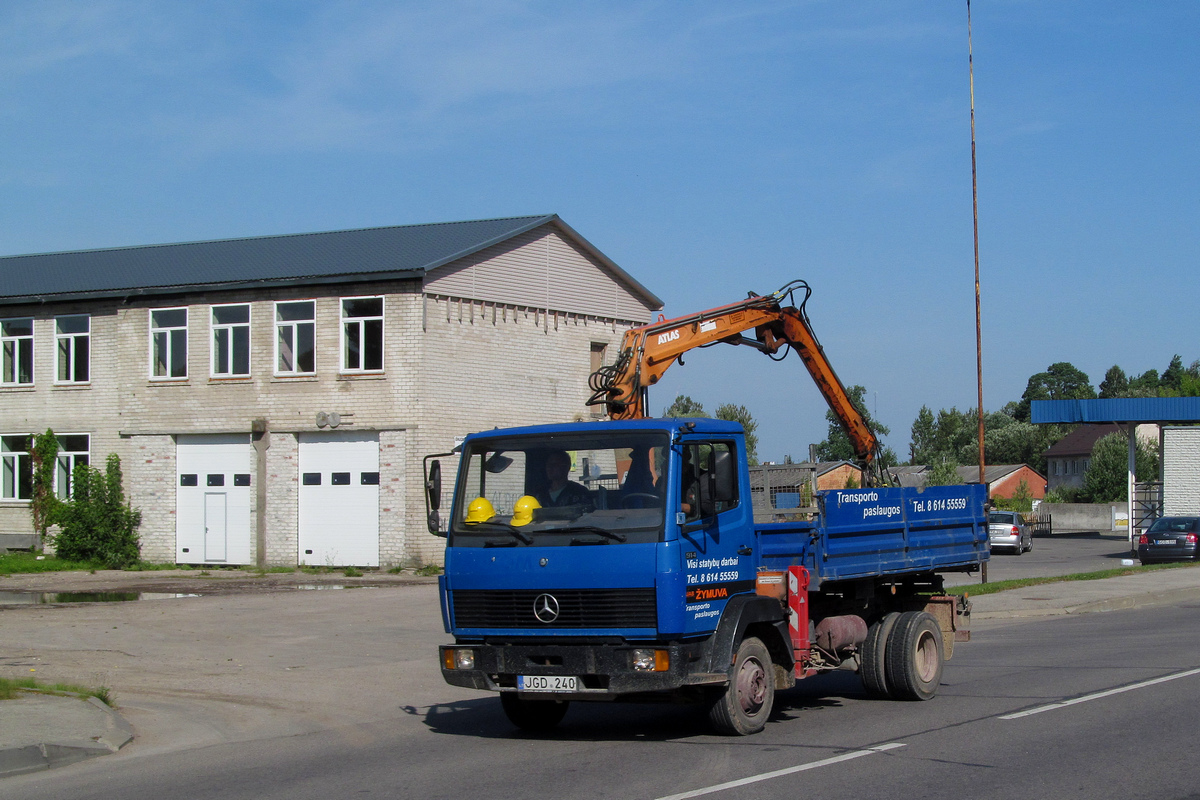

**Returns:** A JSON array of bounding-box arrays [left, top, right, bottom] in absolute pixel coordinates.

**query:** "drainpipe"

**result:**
[[252, 419, 270, 568]]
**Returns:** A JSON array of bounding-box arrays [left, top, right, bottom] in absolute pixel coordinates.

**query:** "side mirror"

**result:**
[[423, 455, 450, 537], [712, 449, 736, 503]]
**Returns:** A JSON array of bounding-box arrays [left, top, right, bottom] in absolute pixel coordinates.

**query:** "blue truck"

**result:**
[[425, 417, 988, 735]]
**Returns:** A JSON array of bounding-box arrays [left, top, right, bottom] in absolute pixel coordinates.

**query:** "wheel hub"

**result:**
[[736, 656, 767, 714]]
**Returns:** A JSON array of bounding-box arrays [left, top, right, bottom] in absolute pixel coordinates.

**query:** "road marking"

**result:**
[[1000, 666, 1200, 720], [653, 743, 906, 800]]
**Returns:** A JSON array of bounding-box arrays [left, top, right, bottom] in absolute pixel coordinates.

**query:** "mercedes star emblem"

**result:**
[[533, 593, 560, 623]]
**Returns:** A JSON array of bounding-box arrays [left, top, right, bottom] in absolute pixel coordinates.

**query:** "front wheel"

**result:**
[[884, 611, 944, 701], [708, 637, 774, 735], [500, 693, 569, 732]]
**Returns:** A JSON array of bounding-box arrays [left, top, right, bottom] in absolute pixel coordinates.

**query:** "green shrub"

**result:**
[[30, 429, 63, 541], [50, 454, 142, 569]]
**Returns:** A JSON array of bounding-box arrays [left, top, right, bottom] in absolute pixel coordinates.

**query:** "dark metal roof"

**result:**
[[0, 214, 662, 308], [1032, 398, 1200, 424], [1043, 423, 1123, 457]]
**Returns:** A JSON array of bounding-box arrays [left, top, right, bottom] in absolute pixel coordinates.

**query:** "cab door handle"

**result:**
[[737, 546, 752, 556]]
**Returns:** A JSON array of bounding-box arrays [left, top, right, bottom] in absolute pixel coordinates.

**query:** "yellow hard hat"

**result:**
[[511, 495, 542, 527], [465, 496, 496, 524]]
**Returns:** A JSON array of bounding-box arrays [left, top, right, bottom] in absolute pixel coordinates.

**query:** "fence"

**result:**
[[748, 463, 818, 523]]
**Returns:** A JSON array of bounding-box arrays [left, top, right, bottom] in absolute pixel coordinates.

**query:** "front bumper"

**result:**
[[439, 641, 727, 700]]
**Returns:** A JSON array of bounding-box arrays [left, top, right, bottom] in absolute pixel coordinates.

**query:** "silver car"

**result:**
[[988, 511, 1032, 554]]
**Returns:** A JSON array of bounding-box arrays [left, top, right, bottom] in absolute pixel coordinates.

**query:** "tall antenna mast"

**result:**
[[968, 0, 985, 490]]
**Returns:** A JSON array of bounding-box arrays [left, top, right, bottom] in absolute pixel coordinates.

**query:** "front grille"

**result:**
[[452, 588, 657, 629]]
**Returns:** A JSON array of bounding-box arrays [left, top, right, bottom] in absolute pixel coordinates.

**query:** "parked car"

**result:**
[[1137, 517, 1200, 564], [987, 511, 1032, 554]]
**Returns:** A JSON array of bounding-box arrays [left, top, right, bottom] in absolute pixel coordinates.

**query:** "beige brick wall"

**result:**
[[1164, 427, 1200, 515]]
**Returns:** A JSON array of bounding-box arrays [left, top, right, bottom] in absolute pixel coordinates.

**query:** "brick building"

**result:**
[[0, 215, 661, 567]]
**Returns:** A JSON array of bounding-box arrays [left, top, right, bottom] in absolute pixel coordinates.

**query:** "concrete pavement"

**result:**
[[3, 562, 1200, 777]]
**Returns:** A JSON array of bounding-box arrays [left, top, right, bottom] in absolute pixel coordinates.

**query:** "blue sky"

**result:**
[[3, 1, 1197, 462]]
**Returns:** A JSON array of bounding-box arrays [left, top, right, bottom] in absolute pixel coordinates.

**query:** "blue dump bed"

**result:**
[[756, 484, 989, 587]]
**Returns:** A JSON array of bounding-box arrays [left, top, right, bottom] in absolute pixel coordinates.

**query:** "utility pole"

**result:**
[[968, 0, 987, 583]]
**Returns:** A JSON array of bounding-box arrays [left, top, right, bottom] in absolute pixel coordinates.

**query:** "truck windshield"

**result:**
[[449, 432, 668, 547]]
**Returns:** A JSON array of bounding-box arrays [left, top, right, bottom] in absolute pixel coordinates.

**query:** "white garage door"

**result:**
[[176, 434, 253, 565], [298, 432, 380, 567]]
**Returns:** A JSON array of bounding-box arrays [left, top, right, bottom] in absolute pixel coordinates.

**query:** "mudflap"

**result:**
[[922, 594, 970, 660]]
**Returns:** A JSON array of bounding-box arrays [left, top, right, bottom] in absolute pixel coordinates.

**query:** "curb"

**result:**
[[0, 695, 134, 778]]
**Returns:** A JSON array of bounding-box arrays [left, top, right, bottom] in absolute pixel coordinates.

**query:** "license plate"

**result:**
[[1157, 539, 1176, 545], [518, 675, 577, 692]]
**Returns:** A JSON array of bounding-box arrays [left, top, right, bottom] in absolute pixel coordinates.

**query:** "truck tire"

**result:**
[[860, 612, 900, 699], [500, 693, 569, 732], [884, 611, 944, 701], [708, 637, 774, 736]]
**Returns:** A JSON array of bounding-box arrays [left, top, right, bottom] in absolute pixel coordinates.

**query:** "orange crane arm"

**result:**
[[588, 281, 884, 481]]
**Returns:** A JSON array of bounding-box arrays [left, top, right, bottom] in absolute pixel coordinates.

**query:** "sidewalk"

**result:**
[[2, 564, 1200, 777], [968, 562, 1200, 619]]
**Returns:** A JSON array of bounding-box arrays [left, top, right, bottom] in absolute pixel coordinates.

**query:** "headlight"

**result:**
[[443, 649, 475, 670], [631, 648, 669, 672]]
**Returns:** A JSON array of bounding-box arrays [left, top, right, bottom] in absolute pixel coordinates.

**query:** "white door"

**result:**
[[298, 432, 380, 567], [204, 493, 227, 561], [176, 434, 253, 564]]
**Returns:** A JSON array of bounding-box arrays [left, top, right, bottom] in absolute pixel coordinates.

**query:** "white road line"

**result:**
[[653, 743, 906, 800], [1000, 666, 1200, 720]]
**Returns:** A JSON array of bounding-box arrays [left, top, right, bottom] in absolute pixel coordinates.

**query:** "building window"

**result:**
[[276, 301, 315, 375], [1, 318, 34, 386], [341, 297, 383, 372], [55, 434, 90, 498], [56, 315, 90, 383], [150, 308, 188, 379], [211, 304, 250, 377], [1, 435, 32, 500]]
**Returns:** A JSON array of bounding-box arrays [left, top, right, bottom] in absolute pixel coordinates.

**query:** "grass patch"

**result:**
[[948, 559, 1200, 596], [0, 552, 102, 575], [0, 676, 112, 706], [414, 564, 443, 577]]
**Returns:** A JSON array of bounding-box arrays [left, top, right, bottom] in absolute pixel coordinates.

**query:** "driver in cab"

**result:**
[[536, 450, 594, 510]]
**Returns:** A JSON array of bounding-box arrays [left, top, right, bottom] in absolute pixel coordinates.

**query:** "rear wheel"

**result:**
[[708, 637, 774, 735], [500, 693, 569, 732], [884, 611, 944, 701], [860, 612, 900, 698]]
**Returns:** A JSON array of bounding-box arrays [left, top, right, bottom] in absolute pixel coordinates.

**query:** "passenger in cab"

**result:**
[[536, 450, 594, 510]]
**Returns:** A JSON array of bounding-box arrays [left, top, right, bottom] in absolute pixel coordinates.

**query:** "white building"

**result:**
[[0, 215, 661, 567]]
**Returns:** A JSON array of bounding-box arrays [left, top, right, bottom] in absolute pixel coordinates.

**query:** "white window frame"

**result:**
[[340, 296, 384, 373], [1, 317, 34, 386], [55, 314, 90, 384], [150, 307, 189, 380], [275, 300, 316, 376], [210, 303, 251, 378], [1, 434, 32, 501], [54, 434, 90, 499]]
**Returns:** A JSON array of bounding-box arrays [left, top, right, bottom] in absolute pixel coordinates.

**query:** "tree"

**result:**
[[909, 406, 936, 464], [715, 403, 759, 465], [814, 385, 897, 466], [1098, 365, 1128, 399], [1014, 362, 1096, 422], [1129, 369, 1160, 394], [1161, 355, 1186, 394], [51, 454, 142, 568], [925, 459, 963, 486], [663, 394, 707, 417], [1079, 432, 1158, 503], [29, 429, 61, 542]]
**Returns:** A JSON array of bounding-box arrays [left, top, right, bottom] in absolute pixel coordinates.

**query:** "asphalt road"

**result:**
[[6, 574, 1200, 800], [946, 531, 1134, 587]]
